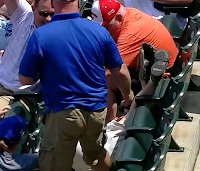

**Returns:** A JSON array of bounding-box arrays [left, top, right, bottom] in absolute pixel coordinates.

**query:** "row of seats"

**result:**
[[109, 12, 200, 171]]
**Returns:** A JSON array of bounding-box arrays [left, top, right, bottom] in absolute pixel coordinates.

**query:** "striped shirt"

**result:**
[[0, 0, 35, 92]]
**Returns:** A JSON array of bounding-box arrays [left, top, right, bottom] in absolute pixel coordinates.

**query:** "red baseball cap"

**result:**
[[91, 0, 121, 26]]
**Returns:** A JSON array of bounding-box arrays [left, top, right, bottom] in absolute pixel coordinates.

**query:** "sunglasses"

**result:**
[[39, 11, 54, 18]]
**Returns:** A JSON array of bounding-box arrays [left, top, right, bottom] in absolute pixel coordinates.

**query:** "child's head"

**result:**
[[0, 116, 27, 152]]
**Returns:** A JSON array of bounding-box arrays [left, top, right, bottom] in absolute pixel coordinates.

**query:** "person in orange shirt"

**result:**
[[92, 0, 179, 122]]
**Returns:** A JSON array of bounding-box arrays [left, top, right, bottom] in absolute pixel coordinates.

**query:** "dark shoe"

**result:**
[[151, 49, 170, 77]]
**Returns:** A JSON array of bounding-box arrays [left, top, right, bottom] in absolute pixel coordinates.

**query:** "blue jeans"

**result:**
[[0, 17, 12, 50]]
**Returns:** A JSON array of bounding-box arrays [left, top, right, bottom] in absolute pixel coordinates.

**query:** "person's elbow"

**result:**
[[110, 64, 131, 80], [19, 74, 36, 85]]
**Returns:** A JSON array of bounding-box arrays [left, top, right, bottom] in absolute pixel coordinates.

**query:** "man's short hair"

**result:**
[[34, 0, 51, 7]]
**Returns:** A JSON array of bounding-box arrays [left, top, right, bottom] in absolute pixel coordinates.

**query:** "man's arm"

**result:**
[[109, 64, 133, 105], [104, 32, 133, 105], [151, 0, 192, 5], [19, 32, 41, 85], [0, 0, 19, 16], [19, 75, 37, 85], [0, 5, 6, 15]]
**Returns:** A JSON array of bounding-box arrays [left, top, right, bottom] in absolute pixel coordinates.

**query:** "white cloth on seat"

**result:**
[[72, 120, 125, 171]]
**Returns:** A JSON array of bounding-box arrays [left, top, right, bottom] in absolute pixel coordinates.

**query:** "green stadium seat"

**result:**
[[160, 15, 183, 40], [126, 105, 179, 150], [4, 101, 32, 124], [154, 0, 200, 18], [154, 111, 179, 146], [111, 137, 145, 171], [112, 138, 168, 171], [143, 143, 168, 171]]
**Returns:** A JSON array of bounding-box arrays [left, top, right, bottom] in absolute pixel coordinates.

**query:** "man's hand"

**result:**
[[0, 105, 11, 119], [120, 90, 134, 108]]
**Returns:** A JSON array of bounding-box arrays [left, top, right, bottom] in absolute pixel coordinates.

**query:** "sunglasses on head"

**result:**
[[39, 11, 54, 18]]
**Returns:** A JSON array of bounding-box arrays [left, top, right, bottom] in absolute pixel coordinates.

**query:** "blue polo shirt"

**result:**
[[19, 13, 123, 113]]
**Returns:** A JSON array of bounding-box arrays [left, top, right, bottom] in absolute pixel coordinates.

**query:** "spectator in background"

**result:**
[[118, 0, 192, 29], [19, 0, 133, 170], [0, 0, 54, 109]]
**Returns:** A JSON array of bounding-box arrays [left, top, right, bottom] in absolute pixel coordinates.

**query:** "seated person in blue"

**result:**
[[0, 116, 38, 171]]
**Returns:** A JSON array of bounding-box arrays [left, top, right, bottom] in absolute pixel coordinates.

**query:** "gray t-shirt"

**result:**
[[0, 151, 38, 171]]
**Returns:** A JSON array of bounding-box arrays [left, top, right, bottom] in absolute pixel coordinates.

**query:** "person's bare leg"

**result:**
[[92, 149, 111, 171]]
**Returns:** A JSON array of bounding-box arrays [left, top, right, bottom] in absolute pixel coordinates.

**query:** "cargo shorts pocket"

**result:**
[[39, 145, 54, 171]]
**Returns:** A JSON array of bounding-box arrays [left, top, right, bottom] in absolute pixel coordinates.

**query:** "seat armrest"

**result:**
[[126, 126, 154, 132], [117, 157, 143, 163], [192, 12, 200, 22], [135, 95, 161, 106], [13, 91, 41, 100], [163, 5, 188, 14]]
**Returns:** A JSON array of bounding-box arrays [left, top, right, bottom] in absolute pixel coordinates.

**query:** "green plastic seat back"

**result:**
[[160, 79, 184, 110], [125, 106, 155, 153], [111, 137, 144, 171], [123, 164, 143, 171], [144, 143, 168, 171], [160, 15, 184, 39], [180, 17, 200, 47], [154, 111, 179, 145], [116, 137, 146, 162], [125, 106, 156, 128], [154, 0, 200, 18], [4, 101, 32, 124]]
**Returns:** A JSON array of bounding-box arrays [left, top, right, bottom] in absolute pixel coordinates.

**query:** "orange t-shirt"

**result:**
[[117, 8, 179, 68]]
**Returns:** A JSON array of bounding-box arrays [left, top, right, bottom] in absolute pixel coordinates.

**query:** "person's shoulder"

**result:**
[[12, 153, 39, 170], [33, 22, 53, 36], [80, 19, 110, 35]]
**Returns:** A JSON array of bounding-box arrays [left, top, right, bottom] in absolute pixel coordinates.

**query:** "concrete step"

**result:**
[[164, 113, 200, 171]]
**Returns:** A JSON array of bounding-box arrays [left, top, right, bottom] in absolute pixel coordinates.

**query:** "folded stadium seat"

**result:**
[[126, 105, 180, 151], [154, 0, 200, 19], [111, 137, 145, 171], [179, 13, 200, 47], [153, 111, 180, 151], [160, 15, 184, 48], [143, 143, 169, 171], [112, 138, 168, 171], [4, 101, 32, 124]]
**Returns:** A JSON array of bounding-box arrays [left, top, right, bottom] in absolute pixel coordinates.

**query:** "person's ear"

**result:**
[[51, 0, 54, 8], [78, 0, 80, 10], [32, 4, 35, 11], [115, 14, 123, 23]]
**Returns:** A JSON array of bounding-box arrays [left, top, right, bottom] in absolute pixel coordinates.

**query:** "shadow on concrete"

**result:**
[[181, 90, 200, 114]]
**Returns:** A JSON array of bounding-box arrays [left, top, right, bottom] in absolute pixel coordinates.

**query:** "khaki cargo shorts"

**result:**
[[39, 108, 107, 171]]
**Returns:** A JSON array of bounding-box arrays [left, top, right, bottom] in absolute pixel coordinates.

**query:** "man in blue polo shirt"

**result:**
[[18, 0, 133, 170]]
